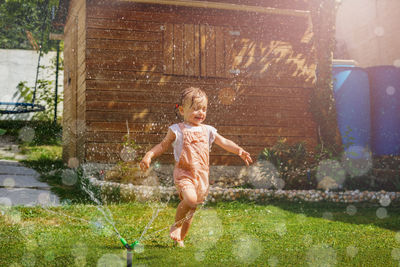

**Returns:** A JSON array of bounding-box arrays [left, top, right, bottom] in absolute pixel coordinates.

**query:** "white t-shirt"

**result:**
[[169, 123, 217, 162]]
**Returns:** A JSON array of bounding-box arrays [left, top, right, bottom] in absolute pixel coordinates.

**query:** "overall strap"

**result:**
[[201, 125, 209, 145], [178, 123, 185, 132]]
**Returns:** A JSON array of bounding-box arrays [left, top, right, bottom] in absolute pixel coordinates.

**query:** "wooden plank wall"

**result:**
[[82, 0, 318, 165], [62, 0, 86, 163]]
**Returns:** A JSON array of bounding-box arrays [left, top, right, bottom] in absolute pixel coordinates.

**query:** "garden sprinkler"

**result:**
[[120, 237, 139, 267]]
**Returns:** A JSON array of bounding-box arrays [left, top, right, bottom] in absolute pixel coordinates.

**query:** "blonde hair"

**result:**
[[179, 87, 208, 108]]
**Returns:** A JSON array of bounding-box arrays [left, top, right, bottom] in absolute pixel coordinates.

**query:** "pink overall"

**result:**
[[173, 123, 210, 204]]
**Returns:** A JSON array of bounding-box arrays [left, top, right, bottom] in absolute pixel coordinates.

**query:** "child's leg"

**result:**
[[180, 209, 195, 241], [170, 188, 198, 242]]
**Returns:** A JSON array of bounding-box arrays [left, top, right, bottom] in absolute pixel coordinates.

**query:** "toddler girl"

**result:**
[[139, 87, 252, 247]]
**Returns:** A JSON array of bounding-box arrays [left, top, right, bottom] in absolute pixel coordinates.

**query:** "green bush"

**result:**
[[0, 120, 61, 145]]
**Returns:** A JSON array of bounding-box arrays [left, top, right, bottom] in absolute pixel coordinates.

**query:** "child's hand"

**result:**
[[238, 149, 253, 166], [139, 154, 152, 171]]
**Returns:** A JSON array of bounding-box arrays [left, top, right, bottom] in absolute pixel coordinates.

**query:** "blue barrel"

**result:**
[[366, 66, 400, 155], [332, 65, 371, 151]]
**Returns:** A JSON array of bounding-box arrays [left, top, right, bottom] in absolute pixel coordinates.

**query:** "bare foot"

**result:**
[[175, 240, 185, 247], [169, 225, 182, 242]]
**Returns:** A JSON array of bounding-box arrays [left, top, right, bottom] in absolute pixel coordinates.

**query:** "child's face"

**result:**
[[179, 97, 208, 126]]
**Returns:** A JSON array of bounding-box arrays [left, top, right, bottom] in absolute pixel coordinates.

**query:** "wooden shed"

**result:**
[[55, 0, 324, 166]]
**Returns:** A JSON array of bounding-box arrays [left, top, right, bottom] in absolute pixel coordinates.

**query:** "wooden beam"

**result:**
[[119, 0, 310, 18]]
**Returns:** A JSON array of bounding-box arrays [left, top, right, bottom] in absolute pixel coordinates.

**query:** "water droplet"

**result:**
[[346, 205, 357, 216], [376, 207, 388, 219], [275, 222, 287, 236], [322, 211, 334, 221], [392, 248, 400, 260], [120, 146, 136, 162], [18, 126, 35, 143], [68, 157, 80, 168], [248, 160, 279, 189], [0, 197, 12, 208], [8, 210, 21, 224], [395, 231, 400, 243], [44, 250, 56, 262], [316, 160, 345, 190], [191, 209, 223, 251], [346, 245, 358, 258], [386, 86, 396, 95], [38, 192, 51, 205], [374, 26, 384, 36], [379, 195, 391, 207], [62, 169, 78, 186], [232, 234, 263, 264], [134, 243, 144, 253], [306, 243, 337, 267], [3, 177, 15, 188], [195, 251, 205, 261], [21, 252, 36, 267], [268, 256, 279, 266], [97, 253, 125, 266], [303, 234, 313, 246], [341, 146, 372, 177]]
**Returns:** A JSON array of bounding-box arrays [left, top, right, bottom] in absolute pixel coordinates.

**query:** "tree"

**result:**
[[0, 0, 59, 51]]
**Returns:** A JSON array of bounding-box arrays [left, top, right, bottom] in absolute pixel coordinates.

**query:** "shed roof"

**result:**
[[53, 0, 310, 28]]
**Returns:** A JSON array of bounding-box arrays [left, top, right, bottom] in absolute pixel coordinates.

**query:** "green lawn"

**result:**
[[1, 201, 400, 266], [1, 133, 400, 266]]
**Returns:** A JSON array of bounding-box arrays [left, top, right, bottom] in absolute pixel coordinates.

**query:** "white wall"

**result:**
[[0, 49, 63, 119]]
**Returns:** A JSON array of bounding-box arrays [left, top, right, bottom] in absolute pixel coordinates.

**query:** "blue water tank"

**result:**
[[332, 65, 371, 151], [366, 66, 400, 155]]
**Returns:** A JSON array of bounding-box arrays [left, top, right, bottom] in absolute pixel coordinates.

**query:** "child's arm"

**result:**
[[214, 133, 253, 166], [139, 129, 176, 171]]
